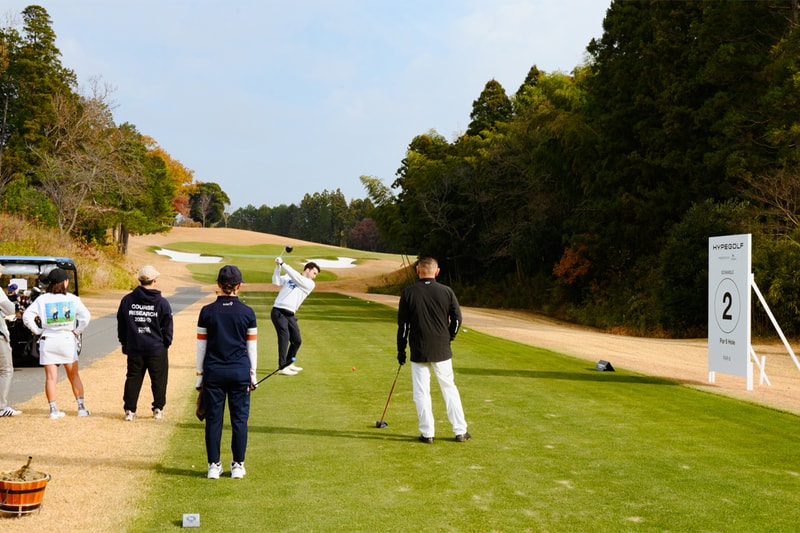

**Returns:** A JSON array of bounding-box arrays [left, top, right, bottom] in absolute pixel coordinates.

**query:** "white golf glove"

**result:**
[[195, 375, 203, 390], [275, 256, 283, 265], [250, 368, 258, 390]]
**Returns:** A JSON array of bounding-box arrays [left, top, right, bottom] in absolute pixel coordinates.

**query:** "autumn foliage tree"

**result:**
[[0, 5, 202, 247]]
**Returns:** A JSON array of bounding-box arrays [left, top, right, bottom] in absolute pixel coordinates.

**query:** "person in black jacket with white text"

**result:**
[[397, 256, 471, 444], [116, 265, 173, 421]]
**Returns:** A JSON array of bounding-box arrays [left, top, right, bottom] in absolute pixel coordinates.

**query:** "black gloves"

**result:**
[[397, 351, 406, 365]]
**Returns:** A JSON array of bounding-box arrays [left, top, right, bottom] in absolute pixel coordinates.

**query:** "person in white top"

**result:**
[[270, 258, 320, 375], [0, 264, 22, 417], [22, 267, 91, 418]]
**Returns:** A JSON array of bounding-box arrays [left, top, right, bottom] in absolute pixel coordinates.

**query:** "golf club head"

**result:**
[[376, 420, 388, 428], [285, 245, 293, 253]]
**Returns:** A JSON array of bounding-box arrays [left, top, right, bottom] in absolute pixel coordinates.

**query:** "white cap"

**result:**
[[137, 265, 160, 282]]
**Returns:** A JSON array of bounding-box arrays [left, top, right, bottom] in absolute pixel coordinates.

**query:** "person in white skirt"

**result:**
[[22, 267, 91, 418]]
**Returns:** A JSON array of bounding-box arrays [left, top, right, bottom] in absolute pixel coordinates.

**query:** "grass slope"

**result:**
[[130, 292, 800, 533]]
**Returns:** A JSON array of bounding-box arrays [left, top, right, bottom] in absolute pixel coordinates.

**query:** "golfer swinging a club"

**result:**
[[397, 256, 471, 443], [270, 255, 320, 376]]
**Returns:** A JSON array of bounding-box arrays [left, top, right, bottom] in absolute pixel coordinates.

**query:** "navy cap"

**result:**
[[217, 265, 243, 285]]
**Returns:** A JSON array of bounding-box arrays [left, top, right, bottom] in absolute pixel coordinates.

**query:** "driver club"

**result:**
[[277, 245, 294, 263], [375, 364, 402, 428]]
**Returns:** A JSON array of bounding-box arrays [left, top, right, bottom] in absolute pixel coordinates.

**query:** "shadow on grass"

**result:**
[[174, 423, 414, 440], [246, 424, 419, 440], [156, 464, 217, 479], [158, 426, 417, 478], [457, 366, 678, 385]]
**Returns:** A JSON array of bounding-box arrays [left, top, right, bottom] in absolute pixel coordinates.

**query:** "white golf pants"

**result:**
[[411, 359, 467, 438]]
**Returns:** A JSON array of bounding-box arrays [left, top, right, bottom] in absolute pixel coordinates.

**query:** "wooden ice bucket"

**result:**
[[0, 473, 50, 516]]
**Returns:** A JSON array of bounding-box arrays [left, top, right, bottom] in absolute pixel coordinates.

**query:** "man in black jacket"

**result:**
[[116, 265, 173, 421], [397, 256, 471, 443]]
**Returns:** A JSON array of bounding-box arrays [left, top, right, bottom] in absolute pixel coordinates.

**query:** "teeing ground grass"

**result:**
[[128, 290, 800, 532]]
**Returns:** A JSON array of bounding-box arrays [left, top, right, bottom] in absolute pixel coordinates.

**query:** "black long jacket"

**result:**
[[397, 277, 461, 363]]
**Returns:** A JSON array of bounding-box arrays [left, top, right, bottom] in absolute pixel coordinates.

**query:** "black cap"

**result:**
[[217, 265, 243, 285], [48, 268, 69, 284]]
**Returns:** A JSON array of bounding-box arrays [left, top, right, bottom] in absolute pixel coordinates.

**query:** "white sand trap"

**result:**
[[155, 248, 223, 263], [155, 248, 356, 269], [307, 257, 356, 269]]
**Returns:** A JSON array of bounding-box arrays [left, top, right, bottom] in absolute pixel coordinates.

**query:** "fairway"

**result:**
[[130, 291, 800, 532]]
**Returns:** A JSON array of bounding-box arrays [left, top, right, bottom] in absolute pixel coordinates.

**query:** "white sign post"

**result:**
[[708, 234, 751, 386]]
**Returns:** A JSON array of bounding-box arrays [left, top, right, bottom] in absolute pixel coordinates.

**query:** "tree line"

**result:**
[[0, 6, 237, 252], [6, 2, 800, 338], [0, 6, 384, 253], [353, 0, 800, 338], [227, 190, 386, 251]]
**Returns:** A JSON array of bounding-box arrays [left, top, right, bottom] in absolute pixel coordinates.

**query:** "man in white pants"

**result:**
[[396, 256, 470, 443], [0, 265, 22, 417]]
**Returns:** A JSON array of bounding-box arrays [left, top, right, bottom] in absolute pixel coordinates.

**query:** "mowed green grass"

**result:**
[[149, 242, 407, 284], [129, 291, 800, 532]]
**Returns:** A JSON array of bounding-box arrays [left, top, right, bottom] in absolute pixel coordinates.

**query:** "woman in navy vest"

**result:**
[[196, 265, 258, 479]]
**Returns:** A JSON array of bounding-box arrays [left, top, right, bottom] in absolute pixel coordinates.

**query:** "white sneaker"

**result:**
[[49, 410, 66, 419], [124, 410, 137, 421], [78, 408, 91, 417], [288, 364, 303, 372], [277, 368, 298, 376], [230, 461, 246, 479], [0, 407, 22, 417], [153, 408, 164, 419], [207, 462, 222, 479]]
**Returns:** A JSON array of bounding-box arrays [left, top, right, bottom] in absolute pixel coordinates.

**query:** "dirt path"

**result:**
[[3, 227, 799, 531]]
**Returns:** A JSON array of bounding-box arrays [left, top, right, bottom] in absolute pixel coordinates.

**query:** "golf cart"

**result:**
[[0, 256, 80, 367]]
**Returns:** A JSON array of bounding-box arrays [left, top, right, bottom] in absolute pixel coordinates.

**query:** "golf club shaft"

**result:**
[[378, 364, 402, 424], [255, 360, 294, 386], [256, 367, 281, 385], [276, 245, 292, 266]]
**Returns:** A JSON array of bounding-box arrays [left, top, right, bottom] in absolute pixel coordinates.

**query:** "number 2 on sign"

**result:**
[[721, 292, 733, 320]]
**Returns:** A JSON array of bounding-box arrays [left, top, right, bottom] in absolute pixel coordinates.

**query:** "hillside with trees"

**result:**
[[357, 0, 800, 338], [4, 2, 800, 338]]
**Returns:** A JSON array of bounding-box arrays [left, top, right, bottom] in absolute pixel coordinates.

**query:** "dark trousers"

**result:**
[[203, 363, 251, 464], [124, 349, 168, 412], [270, 307, 302, 368]]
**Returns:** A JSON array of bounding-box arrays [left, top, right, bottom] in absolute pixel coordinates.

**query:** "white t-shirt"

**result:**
[[22, 292, 91, 365]]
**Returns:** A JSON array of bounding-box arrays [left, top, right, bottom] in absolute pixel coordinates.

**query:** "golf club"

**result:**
[[254, 358, 295, 387], [375, 364, 402, 428], [277, 245, 293, 264]]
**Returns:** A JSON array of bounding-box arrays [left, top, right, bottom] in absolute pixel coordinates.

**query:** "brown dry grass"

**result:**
[[2, 226, 799, 531]]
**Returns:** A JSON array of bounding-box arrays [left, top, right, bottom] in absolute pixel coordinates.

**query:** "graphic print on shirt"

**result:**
[[45, 301, 75, 324]]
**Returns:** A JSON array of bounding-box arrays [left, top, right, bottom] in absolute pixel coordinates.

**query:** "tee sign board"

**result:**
[[708, 234, 751, 378]]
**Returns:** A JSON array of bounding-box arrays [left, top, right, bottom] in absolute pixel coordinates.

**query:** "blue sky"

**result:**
[[4, 1, 610, 211]]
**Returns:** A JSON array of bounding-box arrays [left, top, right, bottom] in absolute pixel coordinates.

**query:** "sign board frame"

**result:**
[[708, 234, 751, 379]]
